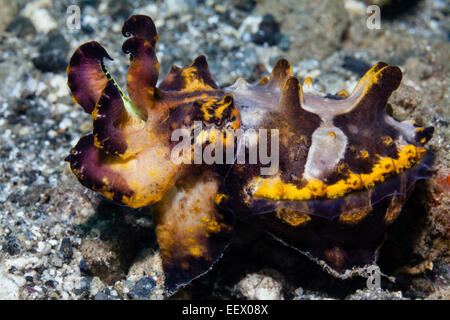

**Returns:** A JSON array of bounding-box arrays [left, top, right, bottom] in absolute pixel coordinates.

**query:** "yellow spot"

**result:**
[[121, 179, 166, 208], [199, 216, 223, 233], [117, 147, 140, 161], [329, 131, 336, 138], [259, 77, 269, 85], [339, 209, 369, 224], [276, 209, 311, 227], [336, 89, 350, 98], [148, 169, 156, 178], [71, 95, 79, 105], [303, 77, 313, 87], [420, 138, 426, 144], [215, 193, 228, 205], [93, 134, 103, 149], [359, 150, 369, 159], [188, 245, 202, 258], [253, 177, 326, 201], [102, 190, 114, 200], [93, 185, 115, 201], [92, 105, 99, 121], [381, 136, 393, 146]]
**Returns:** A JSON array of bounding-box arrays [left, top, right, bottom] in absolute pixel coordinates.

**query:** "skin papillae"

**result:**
[[66, 15, 434, 295]]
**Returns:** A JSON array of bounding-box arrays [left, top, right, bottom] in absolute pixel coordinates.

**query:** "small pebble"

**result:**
[[128, 277, 156, 300]]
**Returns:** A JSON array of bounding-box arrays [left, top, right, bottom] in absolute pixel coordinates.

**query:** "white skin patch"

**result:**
[[225, 78, 280, 129], [303, 122, 347, 181], [300, 85, 369, 181], [383, 114, 417, 143]]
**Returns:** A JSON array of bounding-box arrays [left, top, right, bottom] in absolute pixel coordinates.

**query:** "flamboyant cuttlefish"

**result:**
[[66, 15, 434, 295]]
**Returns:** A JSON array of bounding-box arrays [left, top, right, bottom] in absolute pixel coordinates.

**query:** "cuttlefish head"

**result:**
[[66, 15, 240, 208]]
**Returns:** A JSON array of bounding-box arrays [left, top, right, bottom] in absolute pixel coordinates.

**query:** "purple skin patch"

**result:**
[[67, 41, 112, 113], [66, 15, 435, 294], [92, 80, 129, 155], [65, 134, 133, 203]]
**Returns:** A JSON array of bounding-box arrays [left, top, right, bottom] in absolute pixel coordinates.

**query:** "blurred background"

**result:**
[[0, 0, 448, 300]]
